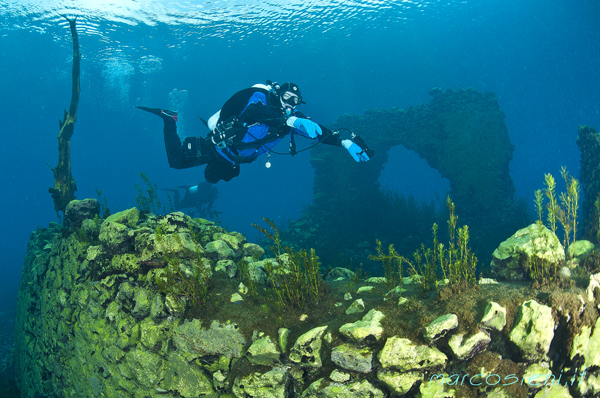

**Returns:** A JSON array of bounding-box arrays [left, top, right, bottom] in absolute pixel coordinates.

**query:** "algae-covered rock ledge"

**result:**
[[14, 199, 600, 398]]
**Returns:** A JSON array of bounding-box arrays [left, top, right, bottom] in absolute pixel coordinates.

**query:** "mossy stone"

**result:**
[[104, 207, 139, 228]]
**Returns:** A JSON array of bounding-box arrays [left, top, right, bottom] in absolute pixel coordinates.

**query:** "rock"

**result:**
[[106, 207, 140, 227], [132, 288, 152, 318], [99, 217, 134, 254], [479, 277, 498, 285], [345, 298, 365, 314], [448, 331, 491, 360], [125, 348, 164, 388], [233, 367, 291, 398], [377, 370, 421, 396], [480, 301, 507, 332], [567, 240, 595, 259], [246, 335, 281, 366], [215, 259, 237, 278], [278, 328, 290, 353], [523, 363, 553, 388], [230, 293, 243, 303], [330, 370, 350, 383], [418, 372, 455, 397], [490, 223, 564, 281], [357, 286, 374, 293], [559, 266, 571, 279], [379, 336, 448, 372], [326, 267, 356, 280], [242, 242, 265, 259], [162, 352, 216, 398], [238, 282, 248, 294], [64, 198, 100, 230], [339, 309, 385, 343], [508, 300, 556, 362], [344, 292, 352, 301], [331, 343, 373, 373], [174, 319, 246, 360], [424, 313, 459, 343], [533, 383, 573, 397], [204, 239, 236, 260], [570, 316, 600, 373], [218, 232, 246, 256], [289, 326, 328, 368], [301, 378, 384, 398], [587, 272, 600, 304], [149, 293, 166, 320]]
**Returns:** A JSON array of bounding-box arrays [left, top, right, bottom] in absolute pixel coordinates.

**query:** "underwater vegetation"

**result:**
[[370, 196, 478, 297], [527, 167, 580, 283], [252, 218, 326, 311], [135, 172, 172, 215], [14, 197, 600, 398], [534, 167, 580, 253]]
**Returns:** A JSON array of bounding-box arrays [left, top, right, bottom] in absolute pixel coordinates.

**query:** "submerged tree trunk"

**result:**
[[49, 17, 80, 215]]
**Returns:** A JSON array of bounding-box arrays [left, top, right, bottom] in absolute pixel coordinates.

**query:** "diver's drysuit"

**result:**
[[139, 82, 371, 183]]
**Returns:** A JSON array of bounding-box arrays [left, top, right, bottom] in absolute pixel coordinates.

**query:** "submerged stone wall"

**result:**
[[305, 88, 526, 258], [12, 200, 600, 397]]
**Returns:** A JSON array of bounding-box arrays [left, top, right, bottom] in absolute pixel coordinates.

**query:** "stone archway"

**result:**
[[291, 88, 527, 262]]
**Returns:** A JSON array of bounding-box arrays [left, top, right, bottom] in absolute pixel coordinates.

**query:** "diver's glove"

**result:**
[[342, 139, 370, 162], [287, 116, 322, 138]]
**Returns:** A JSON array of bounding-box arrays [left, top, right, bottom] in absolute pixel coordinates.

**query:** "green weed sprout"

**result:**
[[534, 189, 544, 226], [557, 166, 580, 251], [135, 172, 166, 215], [95, 188, 111, 218], [526, 224, 558, 284], [253, 218, 325, 311], [369, 240, 404, 293], [544, 173, 558, 234], [535, 167, 580, 253], [407, 196, 478, 294]]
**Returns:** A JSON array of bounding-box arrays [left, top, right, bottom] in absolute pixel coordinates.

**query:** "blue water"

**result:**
[[0, 0, 599, 334]]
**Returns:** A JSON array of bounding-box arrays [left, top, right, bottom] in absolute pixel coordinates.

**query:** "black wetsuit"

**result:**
[[142, 86, 344, 183]]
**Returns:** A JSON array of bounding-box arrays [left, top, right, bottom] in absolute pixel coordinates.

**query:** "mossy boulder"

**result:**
[[339, 309, 385, 343], [508, 300, 556, 362], [289, 326, 328, 368], [379, 336, 448, 372], [490, 223, 565, 281], [64, 198, 100, 230]]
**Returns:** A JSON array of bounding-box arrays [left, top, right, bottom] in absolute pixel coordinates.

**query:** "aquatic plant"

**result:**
[[535, 167, 580, 254], [253, 218, 325, 311], [557, 167, 580, 250], [527, 223, 559, 284], [154, 225, 211, 309], [95, 188, 111, 218], [544, 173, 559, 234], [534, 189, 544, 226], [406, 196, 478, 294], [369, 240, 403, 293], [135, 172, 166, 215]]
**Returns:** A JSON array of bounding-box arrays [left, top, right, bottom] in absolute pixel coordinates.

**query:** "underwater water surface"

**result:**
[[0, 0, 599, 394]]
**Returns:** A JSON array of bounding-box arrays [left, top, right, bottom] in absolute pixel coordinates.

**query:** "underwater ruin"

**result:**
[[10, 120, 600, 397]]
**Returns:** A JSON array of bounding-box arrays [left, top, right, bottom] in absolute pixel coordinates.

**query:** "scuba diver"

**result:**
[[160, 182, 217, 218], [137, 81, 374, 183]]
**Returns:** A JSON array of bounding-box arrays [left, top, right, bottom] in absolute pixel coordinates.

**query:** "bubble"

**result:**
[[138, 55, 163, 74], [102, 58, 135, 106]]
